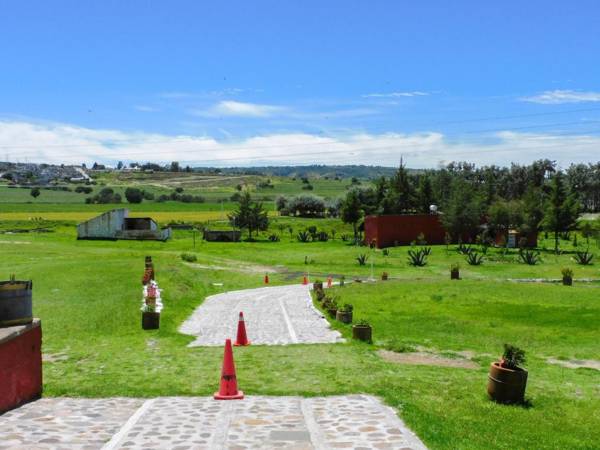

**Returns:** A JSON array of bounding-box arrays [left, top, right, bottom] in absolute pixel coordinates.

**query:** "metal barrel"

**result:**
[[0, 280, 33, 327]]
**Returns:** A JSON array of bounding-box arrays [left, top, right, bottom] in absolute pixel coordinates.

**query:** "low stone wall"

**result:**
[[0, 319, 42, 413]]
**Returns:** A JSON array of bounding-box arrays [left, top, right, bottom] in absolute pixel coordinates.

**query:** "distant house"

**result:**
[[364, 214, 447, 248], [77, 209, 171, 241]]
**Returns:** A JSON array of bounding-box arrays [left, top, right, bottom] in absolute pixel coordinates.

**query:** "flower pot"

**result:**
[[487, 362, 528, 404], [381, 273, 388, 281], [313, 282, 323, 291], [451, 269, 460, 280], [142, 311, 160, 330], [145, 296, 157, 307], [0, 280, 33, 327], [352, 325, 372, 343], [327, 308, 337, 318], [562, 276, 572, 286], [336, 310, 353, 324]]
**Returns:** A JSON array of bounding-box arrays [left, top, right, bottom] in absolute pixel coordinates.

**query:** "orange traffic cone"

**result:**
[[234, 312, 250, 346], [327, 276, 333, 288], [264, 273, 269, 284], [214, 339, 244, 400], [302, 274, 308, 285]]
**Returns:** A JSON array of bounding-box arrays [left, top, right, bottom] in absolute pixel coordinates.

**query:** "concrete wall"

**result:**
[[77, 209, 127, 239], [365, 214, 447, 248], [0, 320, 42, 413]]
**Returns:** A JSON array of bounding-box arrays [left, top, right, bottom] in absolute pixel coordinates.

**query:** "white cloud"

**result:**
[[1, 119, 599, 168], [521, 90, 600, 104], [134, 105, 160, 112], [192, 100, 286, 118], [362, 91, 430, 98]]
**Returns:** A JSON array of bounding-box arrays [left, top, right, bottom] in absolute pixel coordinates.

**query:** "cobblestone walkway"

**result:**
[[0, 395, 427, 449], [179, 284, 343, 346]]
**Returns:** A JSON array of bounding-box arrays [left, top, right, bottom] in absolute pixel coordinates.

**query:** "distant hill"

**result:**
[[196, 165, 402, 179]]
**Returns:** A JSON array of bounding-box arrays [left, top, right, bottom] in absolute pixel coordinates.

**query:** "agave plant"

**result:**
[[356, 254, 369, 266], [296, 230, 311, 243], [421, 246, 432, 256], [407, 248, 428, 266], [518, 249, 540, 265], [573, 250, 594, 265], [457, 242, 473, 255], [466, 251, 484, 266], [500, 344, 526, 370]]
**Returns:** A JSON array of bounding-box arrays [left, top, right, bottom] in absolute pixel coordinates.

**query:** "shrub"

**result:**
[[573, 250, 594, 265], [74, 186, 93, 194], [354, 319, 370, 327], [315, 231, 329, 242], [356, 254, 368, 266], [407, 248, 428, 266], [180, 252, 197, 262], [125, 187, 144, 204], [341, 234, 349, 242], [268, 234, 280, 242], [500, 344, 526, 369], [466, 251, 484, 265], [382, 248, 389, 256], [297, 230, 311, 243], [518, 249, 540, 265], [302, 183, 314, 190]]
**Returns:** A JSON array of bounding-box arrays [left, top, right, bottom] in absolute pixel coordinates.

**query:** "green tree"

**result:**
[[341, 189, 363, 242], [440, 179, 482, 242], [416, 175, 435, 213], [542, 172, 580, 253], [124, 187, 144, 204], [30, 187, 41, 199], [228, 191, 268, 240]]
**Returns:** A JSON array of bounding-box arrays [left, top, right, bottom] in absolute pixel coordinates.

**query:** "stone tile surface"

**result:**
[[0, 396, 427, 449], [179, 284, 343, 346], [0, 397, 143, 449]]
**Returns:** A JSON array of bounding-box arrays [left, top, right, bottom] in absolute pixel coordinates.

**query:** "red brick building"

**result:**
[[364, 214, 447, 248]]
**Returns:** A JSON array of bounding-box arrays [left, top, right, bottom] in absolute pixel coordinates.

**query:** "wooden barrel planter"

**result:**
[[142, 312, 160, 330], [487, 362, 528, 404], [336, 310, 353, 324], [327, 307, 337, 318], [313, 282, 323, 291], [352, 324, 372, 343], [562, 276, 573, 286], [0, 279, 33, 327], [451, 269, 460, 280]]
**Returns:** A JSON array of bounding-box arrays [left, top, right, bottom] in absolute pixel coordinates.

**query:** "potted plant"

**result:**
[[352, 319, 372, 343], [315, 288, 326, 301], [487, 344, 528, 404], [141, 304, 160, 330], [313, 279, 323, 292], [381, 272, 389, 281], [561, 267, 573, 286], [336, 303, 353, 323], [450, 263, 460, 280], [323, 296, 338, 318]]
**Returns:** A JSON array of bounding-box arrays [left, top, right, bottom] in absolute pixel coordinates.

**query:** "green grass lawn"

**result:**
[[0, 224, 599, 449]]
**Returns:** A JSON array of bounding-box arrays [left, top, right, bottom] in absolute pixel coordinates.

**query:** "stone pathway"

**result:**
[[0, 395, 427, 449], [179, 284, 343, 346]]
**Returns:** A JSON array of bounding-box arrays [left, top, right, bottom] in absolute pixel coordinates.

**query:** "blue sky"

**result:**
[[1, 1, 600, 167]]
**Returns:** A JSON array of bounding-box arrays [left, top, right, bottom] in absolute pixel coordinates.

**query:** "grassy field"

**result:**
[[0, 221, 599, 449]]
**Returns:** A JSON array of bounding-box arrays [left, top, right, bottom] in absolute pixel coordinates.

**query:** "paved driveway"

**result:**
[[179, 284, 343, 346]]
